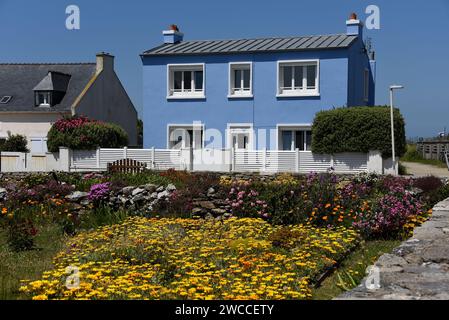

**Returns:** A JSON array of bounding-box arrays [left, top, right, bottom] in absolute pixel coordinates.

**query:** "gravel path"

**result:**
[[402, 161, 449, 178], [336, 198, 449, 300]]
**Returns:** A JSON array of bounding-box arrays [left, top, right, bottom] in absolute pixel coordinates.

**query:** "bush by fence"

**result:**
[[311, 106, 406, 158], [47, 116, 128, 152], [0, 134, 29, 152]]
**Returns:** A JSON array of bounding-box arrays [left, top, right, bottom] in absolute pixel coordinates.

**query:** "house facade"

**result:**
[[0, 53, 138, 153], [142, 15, 376, 151]]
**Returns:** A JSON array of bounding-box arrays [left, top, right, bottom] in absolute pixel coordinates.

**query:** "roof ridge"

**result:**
[[158, 33, 348, 44]]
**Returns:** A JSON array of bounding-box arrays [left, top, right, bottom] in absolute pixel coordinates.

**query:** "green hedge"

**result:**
[[311, 106, 406, 157], [47, 117, 128, 152], [0, 134, 29, 152]]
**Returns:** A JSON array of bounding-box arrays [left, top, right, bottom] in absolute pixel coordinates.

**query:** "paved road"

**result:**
[[336, 198, 449, 300], [402, 161, 449, 178]]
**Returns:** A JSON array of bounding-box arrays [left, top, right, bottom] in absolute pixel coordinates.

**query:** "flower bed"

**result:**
[[20, 217, 359, 300]]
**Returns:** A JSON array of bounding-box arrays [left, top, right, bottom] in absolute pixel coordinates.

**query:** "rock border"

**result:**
[[336, 197, 449, 300]]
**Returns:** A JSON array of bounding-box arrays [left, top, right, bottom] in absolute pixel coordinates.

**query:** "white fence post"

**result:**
[[59, 147, 71, 172], [330, 155, 335, 169], [295, 148, 300, 173], [367, 150, 383, 174], [231, 148, 235, 172], [151, 147, 155, 169], [96, 148, 101, 169], [262, 148, 267, 172], [124, 147, 128, 159]]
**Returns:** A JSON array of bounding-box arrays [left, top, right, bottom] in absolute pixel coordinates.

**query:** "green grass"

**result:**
[[312, 239, 400, 300], [401, 144, 447, 168], [0, 223, 67, 300]]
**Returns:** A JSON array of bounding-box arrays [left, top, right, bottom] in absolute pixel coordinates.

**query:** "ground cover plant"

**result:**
[[19, 217, 359, 300]]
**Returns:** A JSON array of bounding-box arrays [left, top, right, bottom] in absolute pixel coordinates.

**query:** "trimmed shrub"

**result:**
[[0, 134, 29, 152], [311, 106, 406, 157], [47, 116, 128, 152]]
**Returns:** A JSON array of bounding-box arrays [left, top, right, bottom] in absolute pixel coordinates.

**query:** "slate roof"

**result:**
[[33, 71, 72, 92], [142, 34, 357, 56], [0, 63, 96, 113]]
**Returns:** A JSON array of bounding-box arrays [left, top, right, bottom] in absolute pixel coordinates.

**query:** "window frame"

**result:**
[[166, 123, 205, 149], [29, 136, 48, 154], [167, 63, 206, 100], [276, 124, 313, 151], [35, 91, 51, 107], [277, 60, 320, 97], [228, 62, 253, 98]]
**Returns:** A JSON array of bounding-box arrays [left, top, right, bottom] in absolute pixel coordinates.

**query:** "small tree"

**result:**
[[0, 133, 29, 152]]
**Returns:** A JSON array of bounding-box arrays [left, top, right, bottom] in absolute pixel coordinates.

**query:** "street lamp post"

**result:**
[[389, 85, 404, 175]]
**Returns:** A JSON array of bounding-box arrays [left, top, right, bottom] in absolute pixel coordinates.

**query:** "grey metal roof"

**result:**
[[142, 34, 357, 56], [0, 63, 96, 113]]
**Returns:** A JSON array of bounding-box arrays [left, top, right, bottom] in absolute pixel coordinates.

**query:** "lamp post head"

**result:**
[[390, 85, 404, 90]]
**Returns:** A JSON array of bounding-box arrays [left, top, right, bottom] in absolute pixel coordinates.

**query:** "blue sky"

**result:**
[[1, 0, 448, 138]]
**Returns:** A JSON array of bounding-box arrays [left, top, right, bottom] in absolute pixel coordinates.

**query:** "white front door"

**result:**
[[228, 125, 253, 150]]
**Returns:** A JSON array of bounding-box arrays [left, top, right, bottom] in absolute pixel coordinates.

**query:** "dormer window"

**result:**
[[33, 71, 71, 107], [35, 92, 51, 107]]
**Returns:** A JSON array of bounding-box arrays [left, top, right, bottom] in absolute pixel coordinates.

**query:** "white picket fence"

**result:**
[[70, 148, 183, 171], [232, 150, 367, 174], [69, 148, 368, 174], [1, 147, 393, 174]]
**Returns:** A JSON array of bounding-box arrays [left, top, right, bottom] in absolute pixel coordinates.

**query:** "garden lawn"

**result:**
[[20, 217, 360, 300], [312, 239, 401, 300], [0, 223, 67, 300]]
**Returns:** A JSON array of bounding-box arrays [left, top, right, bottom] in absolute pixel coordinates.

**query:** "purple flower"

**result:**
[[88, 182, 111, 202]]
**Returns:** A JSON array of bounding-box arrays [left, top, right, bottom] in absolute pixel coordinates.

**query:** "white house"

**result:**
[[0, 53, 138, 153]]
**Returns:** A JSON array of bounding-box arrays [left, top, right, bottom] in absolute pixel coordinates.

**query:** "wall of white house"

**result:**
[[0, 112, 65, 152]]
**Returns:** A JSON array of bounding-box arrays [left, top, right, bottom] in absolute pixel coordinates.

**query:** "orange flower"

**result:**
[[1, 207, 7, 215], [322, 216, 328, 221], [325, 204, 331, 209]]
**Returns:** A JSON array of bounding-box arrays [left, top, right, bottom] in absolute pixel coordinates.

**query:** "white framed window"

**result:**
[[30, 137, 48, 154], [167, 64, 205, 99], [277, 125, 312, 151], [167, 124, 204, 149], [35, 92, 51, 106], [228, 62, 253, 98], [277, 60, 319, 97], [363, 68, 370, 102]]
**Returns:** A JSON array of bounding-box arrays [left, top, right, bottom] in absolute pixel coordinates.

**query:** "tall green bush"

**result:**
[[47, 116, 128, 152], [311, 106, 406, 157]]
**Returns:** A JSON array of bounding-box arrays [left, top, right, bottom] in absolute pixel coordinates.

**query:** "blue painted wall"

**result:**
[[142, 38, 374, 149]]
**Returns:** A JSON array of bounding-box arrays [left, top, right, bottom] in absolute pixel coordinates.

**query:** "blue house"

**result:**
[[141, 14, 376, 152]]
